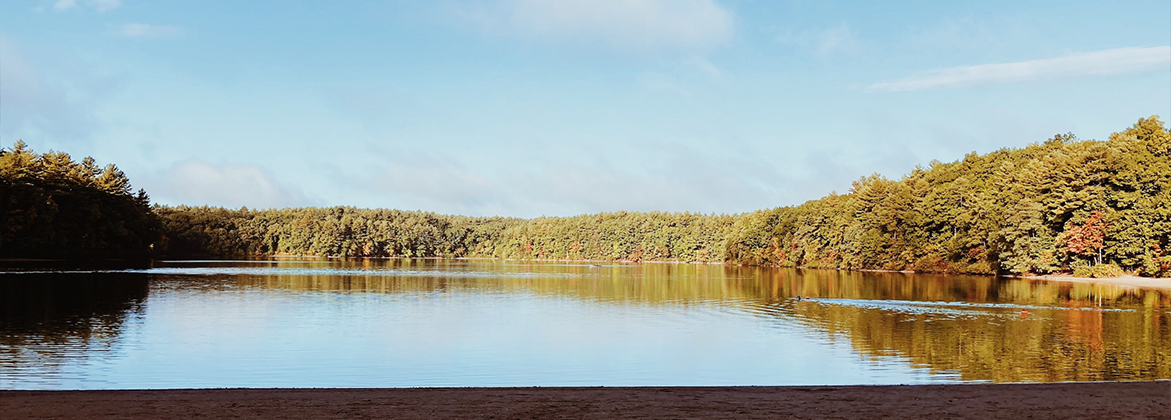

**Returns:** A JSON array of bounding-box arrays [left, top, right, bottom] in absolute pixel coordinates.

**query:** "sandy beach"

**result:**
[[1014, 274, 1171, 290], [3, 382, 1168, 419]]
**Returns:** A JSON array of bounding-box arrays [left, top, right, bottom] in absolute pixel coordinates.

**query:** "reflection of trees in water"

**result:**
[[744, 269, 1171, 382], [219, 262, 766, 304], [0, 274, 148, 380], [790, 298, 1169, 382], [224, 262, 1170, 382], [224, 261, 1168, 307], [738, 269, 1169, 382], [4, 261, 1164, 384]]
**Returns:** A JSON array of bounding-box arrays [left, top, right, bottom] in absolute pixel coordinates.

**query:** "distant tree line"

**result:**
[[153, 206, 520, 259], [3, 117, 1168, 276], [153, 206, 733, 263]]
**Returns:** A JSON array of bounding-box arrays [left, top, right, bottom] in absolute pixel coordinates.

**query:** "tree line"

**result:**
[[723, 116, 1170, 277], [2, 117, 1167, 277], [0, 141, 158, 259], [154, 206, 734, 263]]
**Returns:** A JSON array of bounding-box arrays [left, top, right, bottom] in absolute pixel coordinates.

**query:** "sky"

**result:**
[[1, 0, 1169, 217]]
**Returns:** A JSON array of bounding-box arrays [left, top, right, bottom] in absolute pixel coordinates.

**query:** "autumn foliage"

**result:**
[[1059, 211, 1106, 264], [3, 117, 1169, 277]]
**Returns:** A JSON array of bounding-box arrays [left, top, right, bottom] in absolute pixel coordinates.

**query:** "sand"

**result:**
[[3, 382, 1168, 419], [1014, 274, 1171, 290]]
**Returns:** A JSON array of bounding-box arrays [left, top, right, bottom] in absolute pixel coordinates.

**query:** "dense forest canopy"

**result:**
[[2, 117, 1168, 277], [724, 116, 1171, 278], [0, 141, 158, 259]]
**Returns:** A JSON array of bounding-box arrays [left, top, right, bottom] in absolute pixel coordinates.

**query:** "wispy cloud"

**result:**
[[776, 23, 860, 58], [813, 24, 858, 58], [368, 153, 504, 215], [91, 0, 120, 12], [869, 46, 1171, 92], [0, 34, 106, 143], [115, 23, 182, 39], [687, 56, 723, 78], [637, 72, 689, 97], [52, 0, 76, 11], [145, 160, 311, 209], [51, 0, 120, 12], [454, 0, 733, 51], [327, 142, 798, 217]]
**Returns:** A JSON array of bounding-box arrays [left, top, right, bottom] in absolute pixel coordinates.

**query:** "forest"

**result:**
[[0, 141, 158, 259], [724, 116, 1171, 278], [2, 117, 1168, 277]]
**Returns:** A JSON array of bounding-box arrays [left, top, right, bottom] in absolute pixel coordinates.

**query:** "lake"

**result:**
[[1, 259, 1167, 389]]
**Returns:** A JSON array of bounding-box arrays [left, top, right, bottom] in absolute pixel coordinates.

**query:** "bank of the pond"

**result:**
[[1010, 273, 1171, 291], [3, 382, 1167, 420], [172, 256, 1171, 289]]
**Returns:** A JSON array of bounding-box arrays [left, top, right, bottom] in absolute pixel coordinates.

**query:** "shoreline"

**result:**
[[1009, 273, 1171, 291], [181, 256, 1171, 291], [3, 382, 1167, 419], [5, 257, 1169, 291]]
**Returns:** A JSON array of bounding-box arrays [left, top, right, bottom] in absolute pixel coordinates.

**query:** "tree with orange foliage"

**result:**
[[1059, 211, 1107, 265]]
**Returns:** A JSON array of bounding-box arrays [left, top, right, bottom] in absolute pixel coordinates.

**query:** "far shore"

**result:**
[[1010, 273, 1171, 290], [2, 382, 1167, 419], [221, 256, 1171, 291], [4, 257, 1169, 291]]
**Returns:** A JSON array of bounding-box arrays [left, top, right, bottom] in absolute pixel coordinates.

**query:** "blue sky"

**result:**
[[2, 0, 1169, 216]]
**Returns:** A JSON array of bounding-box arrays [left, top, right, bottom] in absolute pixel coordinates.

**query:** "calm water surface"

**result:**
[[1, 259, 1168, 389]]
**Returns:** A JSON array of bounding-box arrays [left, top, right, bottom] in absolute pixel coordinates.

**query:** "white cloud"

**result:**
[[455, 0, 733, 51], [869, 46, 1171, 92], [146, 160, 310, 209], [115, 23, 182, 38]]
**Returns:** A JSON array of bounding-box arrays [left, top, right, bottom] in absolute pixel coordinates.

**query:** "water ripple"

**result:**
[[804, 297, 1133, 314]]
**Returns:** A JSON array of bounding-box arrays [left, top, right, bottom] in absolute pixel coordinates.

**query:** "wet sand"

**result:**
[[3, 382, 1168, 419]]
